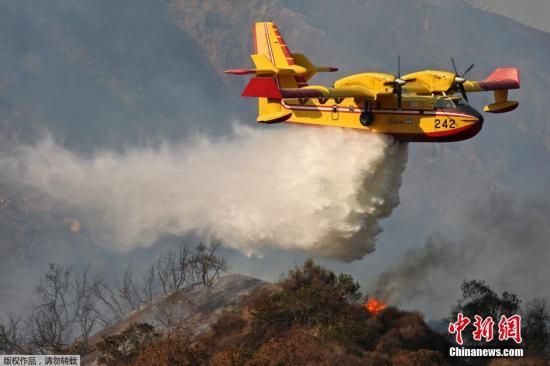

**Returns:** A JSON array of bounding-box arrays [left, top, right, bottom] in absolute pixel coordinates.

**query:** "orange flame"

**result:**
[[364, 298, 387, 315]]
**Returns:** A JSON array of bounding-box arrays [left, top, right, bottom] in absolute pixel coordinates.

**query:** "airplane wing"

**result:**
[[241, 77, 376, 100], [401, 67, 520, 94], [400, 70, 456, 94]]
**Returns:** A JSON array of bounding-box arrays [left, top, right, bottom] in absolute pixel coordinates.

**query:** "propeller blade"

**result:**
[[398, 55, 401, 78], [463, 63, 475, 77], [450, 58, 473, 103], [391, 55, 405, 110], [397, 86, 402, 110], [451, 57, 458, 75], [459, 84, 469, 102]]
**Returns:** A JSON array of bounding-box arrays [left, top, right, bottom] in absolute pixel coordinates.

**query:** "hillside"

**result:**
[[80, 264, 455, 366], [81, 274, 266, 365], [75, 262, 548, 365]]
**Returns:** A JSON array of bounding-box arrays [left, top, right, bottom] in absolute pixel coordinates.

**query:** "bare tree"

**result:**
[[0, 313, 25, 353], [3, 242, 227, 354], [73, 269, 97, 343], [190, 243, 227, 288], [141, 263, 156, 304], [117, 263, 160, 312], [156, 245, 190, 295], [27, 264, 74, 353], [118, 265, 144, 311], [525, 298, 550, 357], [4, 266, 100, 354], [150, 295, 189, 337], [91, 277, 126, 327], [88, 242, 226, 334], [156, 243, 226, 295]]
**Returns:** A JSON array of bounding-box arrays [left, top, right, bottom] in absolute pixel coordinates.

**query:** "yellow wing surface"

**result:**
[[401, 68, 520, 94]]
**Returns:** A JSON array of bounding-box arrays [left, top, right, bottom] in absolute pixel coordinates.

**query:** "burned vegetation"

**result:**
[[2, 257, 549, 365], [88, 259, 450, 365]]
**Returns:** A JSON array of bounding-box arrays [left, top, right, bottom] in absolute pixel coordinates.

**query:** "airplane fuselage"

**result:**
[[281, 95, 484, 142]]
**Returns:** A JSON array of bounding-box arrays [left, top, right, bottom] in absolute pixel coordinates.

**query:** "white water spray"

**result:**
[[3, 124, 407, 261]]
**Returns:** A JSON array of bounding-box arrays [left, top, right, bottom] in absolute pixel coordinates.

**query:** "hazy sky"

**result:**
[[467, 0, 550, 32]]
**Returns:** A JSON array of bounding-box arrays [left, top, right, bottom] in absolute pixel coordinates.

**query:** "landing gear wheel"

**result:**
[[360, 111, 374, 127]]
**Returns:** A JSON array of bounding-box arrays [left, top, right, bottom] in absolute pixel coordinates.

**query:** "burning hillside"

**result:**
[[365, 298, 388, 316], [78, 260, 450, 365], [4, 256, 548, 365]]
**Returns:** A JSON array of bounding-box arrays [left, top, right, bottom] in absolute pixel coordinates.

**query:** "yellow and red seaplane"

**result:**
[[225, 22, 520, 142]]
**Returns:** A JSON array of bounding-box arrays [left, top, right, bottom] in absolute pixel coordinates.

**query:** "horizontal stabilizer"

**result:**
[[224, 69, 257, 75], [225, 54, 338, 79], [477, 67, 520, 91]]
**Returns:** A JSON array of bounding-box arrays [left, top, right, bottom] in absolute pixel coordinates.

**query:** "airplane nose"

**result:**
[[463, 105, 483, 124], [477, 113, 484, 124]]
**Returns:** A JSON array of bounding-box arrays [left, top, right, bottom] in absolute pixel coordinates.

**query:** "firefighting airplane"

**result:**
[[225, 22, 520, 142]]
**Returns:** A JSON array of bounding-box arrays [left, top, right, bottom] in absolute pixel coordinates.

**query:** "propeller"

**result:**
[[385, 55, 407, 109], [451, 57, 474, 102]]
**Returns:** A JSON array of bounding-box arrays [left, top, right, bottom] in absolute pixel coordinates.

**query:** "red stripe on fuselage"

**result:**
[[425, 123, 474, 137], [282, 120, 482, 142], [395, 122, 482, 142]]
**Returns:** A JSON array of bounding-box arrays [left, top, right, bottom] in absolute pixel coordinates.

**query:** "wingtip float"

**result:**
[[225, 22, 520, 143]]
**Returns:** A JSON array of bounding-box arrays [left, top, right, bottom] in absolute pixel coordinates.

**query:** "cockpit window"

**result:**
[[434, 98, 456, 109]]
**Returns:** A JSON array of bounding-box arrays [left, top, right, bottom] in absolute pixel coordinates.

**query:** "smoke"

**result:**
[[2, 124, 408, 261], [370, 191, 550, 317]]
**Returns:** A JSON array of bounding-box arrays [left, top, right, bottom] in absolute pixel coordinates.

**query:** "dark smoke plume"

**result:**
[[371, 191, 550, 318]]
